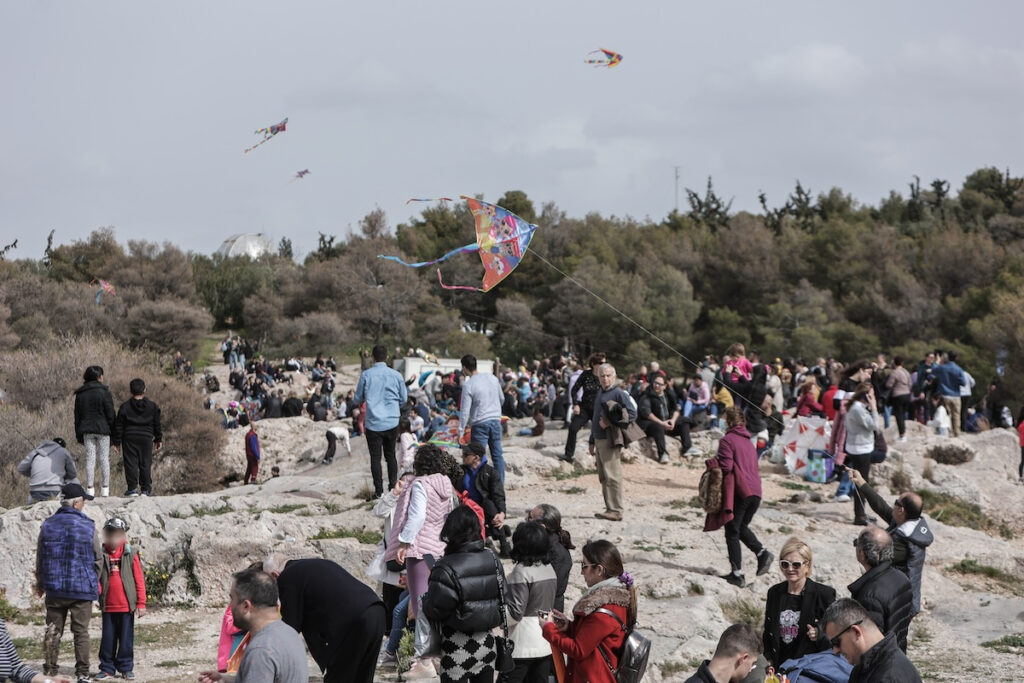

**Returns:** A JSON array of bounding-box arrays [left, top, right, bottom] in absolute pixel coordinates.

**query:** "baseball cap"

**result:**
[[104, 517, 130, 532], [61, 483, 94, 501], [462, 442, 486, 458]]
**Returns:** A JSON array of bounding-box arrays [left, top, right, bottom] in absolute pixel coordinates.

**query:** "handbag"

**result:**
[[490, 552, 515, 673], [872, 430, 888, 464]]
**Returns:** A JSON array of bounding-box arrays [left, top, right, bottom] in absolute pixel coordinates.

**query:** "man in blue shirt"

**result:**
[[931, 351, 965, 438], [353, 345, 408, 498]]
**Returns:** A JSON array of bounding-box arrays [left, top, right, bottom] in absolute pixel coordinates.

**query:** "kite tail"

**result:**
[[436, 268, 483, 292], [377, 242, 478, 268], [405, 197, 455, 205], [243, 136, 272, 154]]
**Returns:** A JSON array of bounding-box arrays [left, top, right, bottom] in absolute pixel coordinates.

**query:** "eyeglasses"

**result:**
[[779, 560, 804, 570], [653, 382, 666, 388], [893, 499, 904, 509], [829, 620, 863, 649]]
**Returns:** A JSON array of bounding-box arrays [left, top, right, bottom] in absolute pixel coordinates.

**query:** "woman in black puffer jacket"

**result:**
[[423, 505, 507, 683]]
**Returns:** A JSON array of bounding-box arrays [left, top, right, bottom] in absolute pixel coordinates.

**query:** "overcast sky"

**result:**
[[2, 2, 1023, 260]]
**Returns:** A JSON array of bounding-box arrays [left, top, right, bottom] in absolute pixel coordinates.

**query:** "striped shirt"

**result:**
[[0, 620, 38, 683]]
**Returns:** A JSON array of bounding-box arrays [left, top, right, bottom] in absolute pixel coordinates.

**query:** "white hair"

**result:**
[[598, 363, 617, 377], [60, 497, 83, 507], [263, 552, 289, 576]]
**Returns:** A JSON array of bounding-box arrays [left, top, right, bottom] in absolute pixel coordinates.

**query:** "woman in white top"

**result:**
[[843, 382, 882, 526]]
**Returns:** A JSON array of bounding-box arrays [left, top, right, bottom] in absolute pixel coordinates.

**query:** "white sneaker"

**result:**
[[100, 487, 109, 498], [834, 494, 851, 503], [896, 437, 907, 443], [685, 446, 703, 456], [659, 453, 670, 464], [377, 650, 398, 667], [403, 659, 437, 679], [86, 487, 96, 497]]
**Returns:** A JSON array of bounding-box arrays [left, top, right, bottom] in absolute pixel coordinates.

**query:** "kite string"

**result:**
[[530, 251, 771, 419]]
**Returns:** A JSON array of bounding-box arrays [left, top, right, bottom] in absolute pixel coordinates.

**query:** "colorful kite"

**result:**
[[92, 279, 116, 305], [429, 414, 468, 447], [379, 196, 537, 292], [243, 117, 288, 154], [585, 48, 623, 68], [405, 197, 454, 205]]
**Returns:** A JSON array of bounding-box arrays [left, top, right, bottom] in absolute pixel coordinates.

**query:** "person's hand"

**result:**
[[572, 405, 580, 415], [599, 416, 609, 429], [34, 586, 44, 598], [111, 445, 120, 455], [198, 672, 223, 683], [550, 608, 569, 632], [589, 443, 596, 456], [136, 606, 146, 618], [492, 512, 505, 527], [154, 442, 163, 453], [392, 479, 405, 497], [849, 469, 866, 487], [806, 623, 819, 641], [51, 676, 74, 683], [396, 543, 409, 565], [665, 419, 675, 430]]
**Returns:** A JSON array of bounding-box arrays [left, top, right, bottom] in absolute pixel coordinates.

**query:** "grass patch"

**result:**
[[355, 483, 377, 501], [195, 334, 224, 371], [664, 514, 686, 522], [660, 660, 688, 676], [192, 503, 233, 517], [136, 622, 196, 644], [322, 501, 343, 514], [720, 597, 764, 638], [632, 542, 658, 552], [918, 489, 1008, 536], [890, 463, 912, 492], [547, 467, 597, 481], [311, 527, 383, 544], [670, 497, 702, 509], [980, 633, 1024, 654], [950, 559, 1016, 584], [267, 503, 306, 514], [0, 593, 20, 622], [688, 582, 705, 596], [778, 525, 793, 535], [563, 486, 586, 495], [779, 480, 811, 491], [156, 660, 188, 668]]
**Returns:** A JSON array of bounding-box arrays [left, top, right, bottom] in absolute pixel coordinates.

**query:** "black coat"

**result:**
[[73, 381, 115, 443], [548, 532, 572, 613], [263, 395, 283, 419], [422, 540, 505, 633], [762, 579, 836, 668], [277, 558, 384, 670], [848, 562, 914, 652], [849, 632, 922, 683], [112, 397, 162, 447], [455, 462, 506, 521], [637, 386, 679, 426], [282, 397, 304, 417]]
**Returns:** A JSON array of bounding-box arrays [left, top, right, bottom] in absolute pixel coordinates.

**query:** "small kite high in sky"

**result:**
[[243, 117, 288, 154], [379, 196, 537, 292], [92, 279, 116, 305], [585, 48, 623, 67], [290, 169, 310, 183]]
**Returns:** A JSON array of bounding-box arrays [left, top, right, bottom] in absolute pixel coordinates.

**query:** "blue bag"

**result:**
[[780, 651, 853, 683]]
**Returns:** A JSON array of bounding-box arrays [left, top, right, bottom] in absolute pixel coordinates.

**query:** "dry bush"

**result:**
[[927, 443, 975, 466], [0, 336, 225, 507], [121, 298, 213, 359]]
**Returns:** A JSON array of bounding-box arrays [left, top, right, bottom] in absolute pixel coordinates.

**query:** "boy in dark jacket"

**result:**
[[457, 443, 510, 556], [112, 379, 162, 497], [96, 517, 146, 680]]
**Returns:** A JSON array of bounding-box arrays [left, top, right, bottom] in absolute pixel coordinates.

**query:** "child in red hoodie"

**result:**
[[96, 517, 146, 680]]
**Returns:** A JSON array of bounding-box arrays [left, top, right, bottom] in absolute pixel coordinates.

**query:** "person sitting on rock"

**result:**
[[456, 442, 510, 557], [848, 470, 932, 616], [18, 437, 79, 504]]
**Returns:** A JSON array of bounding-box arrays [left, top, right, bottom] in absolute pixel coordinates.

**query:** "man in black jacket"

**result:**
[[265, 554, 385, 683], [683, 623, 762, 683], [458, 443, 510, 556], [822, 598, 922, 683], [112, 378, 162, 497], [637, 376, 689, 464], [848, 527, 914, 652], [262, 389, 283, 419]]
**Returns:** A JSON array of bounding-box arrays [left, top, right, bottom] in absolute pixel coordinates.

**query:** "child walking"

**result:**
[[97, 517, 146, 680]]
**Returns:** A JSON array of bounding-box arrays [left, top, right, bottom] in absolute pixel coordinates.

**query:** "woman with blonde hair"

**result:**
[[762, 538, 836, 669], [795, 378, 825, 418]]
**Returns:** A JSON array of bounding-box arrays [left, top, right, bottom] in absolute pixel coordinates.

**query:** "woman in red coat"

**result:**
[[541, 540, 636, 683]]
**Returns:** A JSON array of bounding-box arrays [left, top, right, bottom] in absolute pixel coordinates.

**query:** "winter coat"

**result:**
[[856, 483, 933, 614], [849, 632, 923, 683], [421, 540, 505, 633], [703, 457, 736, 533], [542, 583, 630, 683], [715, 425, 762, 499], [637, 386, 678, 426], [456, 459, 506, 521], [844, 401, 876, 455], [386, 473, 452, 563], [505, 562, 558, 659], [73, 380, 115, 443], [263, 395, 283, 419], [762, 579, 836, 668], [112, 397, 162, 446], [36, 506, 99, 601], [885, 367, 912, 398], [18, 441, 79, 493], [795, 393, 825, 417], [848, 561, 914, 652], [548, 532, 573, 613], [590, 387, 636, 443]]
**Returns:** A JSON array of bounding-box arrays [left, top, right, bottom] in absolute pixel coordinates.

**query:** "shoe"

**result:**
[[896, 437, 907, 443], [77, 677, 91, 683], [99, 487, 109, 498], [321, 458, 333, 465], [834, 494, 851, 503], [403, 659, 438, 679], [685, 446, 703, 456], [756, 551, 774, 576], [141, 491, 151, 497], [122, 673, 136, 680], [377, 650, 398, 667], [659, 453, 670, 464], [557, 453, 574, 463], [723, 572, 746, 587], [94, 673, 115, 680], [853, 518, 869, 526], [86, 487, 96, 497], [126, 490, 140, 498], [594, 511, 623, 522]]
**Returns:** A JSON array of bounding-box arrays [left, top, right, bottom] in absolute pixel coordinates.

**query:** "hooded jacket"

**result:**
[[855, 483, 933, 614], [849, 631, 923, 683], [73, 380, 115, 443], [18, 441, 79, 493], [542, 582, 630, 683], [716, 425, 762, 499], [848, 561, 914, 653], [422, 540, 505, 633], [112, 397, 163, 446]]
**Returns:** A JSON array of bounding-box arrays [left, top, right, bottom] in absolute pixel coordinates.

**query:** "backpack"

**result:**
[[594, 607, 650, 683], [698, 461, 724, 514], [779, 651, 853, 682]]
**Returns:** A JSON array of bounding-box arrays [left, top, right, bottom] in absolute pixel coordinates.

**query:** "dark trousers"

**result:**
[[444, 669, 495, 683], [99, 611, 135, 674], [244, 453, 259, 484], [382, 582, 404, 633], [324, 430, 338, 462], [846, 452, 874, 522], [564, 411, 590, 459], [1018, 447, 1023, 479], [324, 603, 386, 683], [501, 656, 551, 683], [961, 396, 970, 433], [44, 597, 92, 677], [366, 428, 398, 495], [890, 394, 910, 437], [122, 435, 154, 494], [725, 495, 763, 572]]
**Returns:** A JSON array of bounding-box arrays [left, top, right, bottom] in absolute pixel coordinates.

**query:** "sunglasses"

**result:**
[[829, 620, 863, 649], [580, 562, 600, 571], [893, 499, 904, 509], [779, 560, 804, 570]]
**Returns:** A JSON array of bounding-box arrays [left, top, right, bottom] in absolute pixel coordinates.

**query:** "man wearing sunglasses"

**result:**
[[822, 598, 921, 682]]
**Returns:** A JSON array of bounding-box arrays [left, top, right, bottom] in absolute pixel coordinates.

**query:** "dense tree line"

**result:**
[[2, 166, 1023, 404]]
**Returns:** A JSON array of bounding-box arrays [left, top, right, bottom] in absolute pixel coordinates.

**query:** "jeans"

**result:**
[[44, 597, 92, 677], [366, 427, 399, 495], [29, 490, 59, 504], [883, 404, 892, 429], [725, 495, 763, 572], [83, 433, 110, 489], [836, 471, 854, 497], [99, 612, 135, 674], [385, 591, 411, 653], [471, 419, 505, 483]]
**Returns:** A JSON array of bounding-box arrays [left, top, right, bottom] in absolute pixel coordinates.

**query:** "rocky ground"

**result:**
[[3, 363, 1024, 681]]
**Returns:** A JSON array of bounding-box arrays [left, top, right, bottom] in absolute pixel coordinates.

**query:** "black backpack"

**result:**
[[594, 608, 651, 683]]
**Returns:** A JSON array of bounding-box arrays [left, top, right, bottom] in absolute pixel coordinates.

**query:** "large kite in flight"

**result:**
[[92, 279, 116, 305], [585, 48, 623, 68], [379, 196, 537, 292], [244, 117, 288, 154]]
